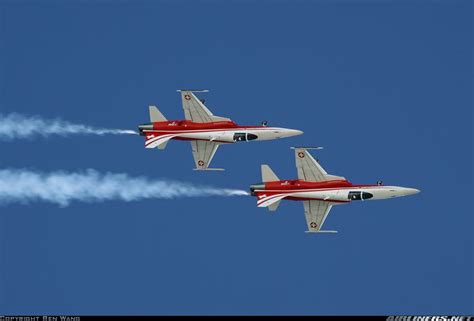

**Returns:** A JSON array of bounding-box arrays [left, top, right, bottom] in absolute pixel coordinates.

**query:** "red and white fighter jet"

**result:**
[[138, 90, 303, 170], [250, 147, 420, 233]]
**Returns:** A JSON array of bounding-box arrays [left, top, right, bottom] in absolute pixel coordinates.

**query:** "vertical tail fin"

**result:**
[[149, 105, 167, 122], [261, 164, 279, 182]]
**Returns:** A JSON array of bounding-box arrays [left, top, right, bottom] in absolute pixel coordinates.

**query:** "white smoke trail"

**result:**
[[0, 113, 137, 140], [0, 169, 248, 206]]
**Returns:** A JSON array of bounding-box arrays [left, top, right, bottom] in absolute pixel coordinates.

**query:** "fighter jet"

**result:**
[[250, 147, 420, 233], [138, 90, 303, 170]]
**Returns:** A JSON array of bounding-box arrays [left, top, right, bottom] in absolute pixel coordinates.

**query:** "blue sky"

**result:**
[[0, 0, 472, 315]]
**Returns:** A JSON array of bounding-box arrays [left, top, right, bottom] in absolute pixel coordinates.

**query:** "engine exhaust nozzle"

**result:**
[[138, 123, 153, 136], [249, 183, 265, 196]]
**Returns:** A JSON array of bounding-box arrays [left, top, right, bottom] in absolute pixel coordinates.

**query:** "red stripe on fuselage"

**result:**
[[253, 184, 385, 202], [143, 124, 279, 145], [150, 120, 267, 131], [262, 179, 380, 190], [254, 186, 383, 195]]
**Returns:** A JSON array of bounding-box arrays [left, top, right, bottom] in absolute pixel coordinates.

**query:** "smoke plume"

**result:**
[[0, 168, 248, 206], [0, 113, 137, 140]]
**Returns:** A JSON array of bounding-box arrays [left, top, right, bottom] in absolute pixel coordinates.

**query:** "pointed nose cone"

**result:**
[[401, 187, 421, 196], [286, 129, 304, 137]]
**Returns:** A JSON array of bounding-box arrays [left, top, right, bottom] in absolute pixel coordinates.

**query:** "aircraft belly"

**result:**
[[289, 190, 348, 202], [174, 130, 237, 143], [178, 132, 211, 140], [174, 131, 219, 141], [168, 128, 281, 142]]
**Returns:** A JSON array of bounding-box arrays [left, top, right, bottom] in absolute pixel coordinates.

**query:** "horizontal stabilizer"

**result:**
[[145, 134, 175, 149], [305, 230, 338, 234], [157, 140, 169, 150], [268, 200, 281, 212], [257, 194, 287, 208], [192, 168, 225, 171]]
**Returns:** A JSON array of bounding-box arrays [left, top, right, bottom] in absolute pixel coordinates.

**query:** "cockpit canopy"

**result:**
[[348, 191, 373, 201], [234, 133, 258, 142]]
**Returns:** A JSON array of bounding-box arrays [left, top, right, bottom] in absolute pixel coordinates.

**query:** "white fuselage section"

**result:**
[[288, 186, 419, 202], [257, 185, 420, 207], [151, 126, 303, 143]]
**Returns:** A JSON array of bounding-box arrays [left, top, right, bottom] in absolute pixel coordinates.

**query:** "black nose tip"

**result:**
[[249, 183, 265, 196]]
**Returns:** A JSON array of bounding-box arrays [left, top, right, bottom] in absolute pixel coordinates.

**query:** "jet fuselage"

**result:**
[[250, 179, 420, 207], [139, 120, 303, 147]]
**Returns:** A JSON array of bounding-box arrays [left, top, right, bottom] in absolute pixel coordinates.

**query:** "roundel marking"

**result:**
[[298, 152, 305, 158], [310, 222, 317, 229], [184, 94, 191, 101], [198, 160, 205, 166]]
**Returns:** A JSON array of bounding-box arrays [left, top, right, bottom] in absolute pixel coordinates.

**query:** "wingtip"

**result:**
[[177, 89, 210, 93], [290, 146, 324, 150]]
